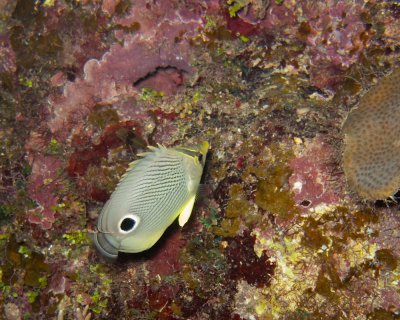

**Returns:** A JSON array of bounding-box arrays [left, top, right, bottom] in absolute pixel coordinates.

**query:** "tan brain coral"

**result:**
[[342, 68, 400, 200]]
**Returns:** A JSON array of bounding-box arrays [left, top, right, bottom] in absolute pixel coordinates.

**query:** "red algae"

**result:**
[[146, 230, 186, 278], [226, 231, 275, 288], [67, 120, 142, 177]]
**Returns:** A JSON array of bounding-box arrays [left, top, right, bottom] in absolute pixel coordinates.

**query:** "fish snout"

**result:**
[[93, 232, 119, 260]]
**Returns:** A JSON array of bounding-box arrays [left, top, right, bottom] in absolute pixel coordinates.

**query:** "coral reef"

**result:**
[[1, 0, 400, 319]]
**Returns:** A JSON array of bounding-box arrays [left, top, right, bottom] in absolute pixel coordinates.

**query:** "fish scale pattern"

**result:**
[[114, 151, 189, 226], [342, 68, 400, 200], [129, 157, 189, 228]]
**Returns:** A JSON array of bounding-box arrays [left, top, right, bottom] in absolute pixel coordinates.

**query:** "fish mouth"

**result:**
[[92, 232, 119, 260]]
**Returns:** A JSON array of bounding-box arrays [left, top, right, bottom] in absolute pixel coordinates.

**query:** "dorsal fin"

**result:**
[[118, 144, 164, 182]]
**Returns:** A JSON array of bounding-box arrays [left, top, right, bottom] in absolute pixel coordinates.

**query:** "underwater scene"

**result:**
[[0, 0, 400, 319]]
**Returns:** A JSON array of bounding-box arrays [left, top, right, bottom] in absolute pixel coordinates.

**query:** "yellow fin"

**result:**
[[178, 195, 196, 227]]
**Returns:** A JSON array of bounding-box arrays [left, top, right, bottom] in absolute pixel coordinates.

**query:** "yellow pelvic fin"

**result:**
[[200, 141, 209, 154], [178, 195, 196, 227]]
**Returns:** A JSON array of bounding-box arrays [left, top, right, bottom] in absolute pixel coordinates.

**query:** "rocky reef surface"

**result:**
[[1, 0, 400, 319]]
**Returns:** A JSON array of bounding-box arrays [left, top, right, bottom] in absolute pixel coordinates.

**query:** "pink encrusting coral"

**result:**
[[227, 0, 370, 89], [48, 0, 205, 141], [48, 34, 190, 141], [26, 155, 63, 229], [289, 137, 340, 211], [0, 34, 16, 75], [301, 1, 369, 88]]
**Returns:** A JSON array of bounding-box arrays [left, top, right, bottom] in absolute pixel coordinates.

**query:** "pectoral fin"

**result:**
[[178, 195, 196, 227]]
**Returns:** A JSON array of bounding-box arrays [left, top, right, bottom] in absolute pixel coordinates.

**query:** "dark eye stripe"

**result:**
[[120, 217, 136, 232]]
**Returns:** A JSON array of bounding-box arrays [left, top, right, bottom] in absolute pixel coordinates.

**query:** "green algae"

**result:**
[[90, 290, 109, 314], [71, 264, 113, 317], [63, 229, 90, 247], [213, 183, 252, 237], [88, 107, 119, 129], [213, 218, 241, 237], [18, 245, 31, 257], [26, 290, 38, 303], [0, 235, 52, 314], [227, 0, 247, 18], [252, 145, 299, 220], [225, 184, 251, 218], [255, 164, 299, 219], [0, 204, 13, 225], [375, 249, 397, 271], [139, 88, 165, 101], [18, 76, 33, 88], [46, 138, 62, 155]]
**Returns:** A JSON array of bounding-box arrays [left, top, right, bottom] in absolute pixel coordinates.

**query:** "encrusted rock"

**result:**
[[4, 303, 21, 320]]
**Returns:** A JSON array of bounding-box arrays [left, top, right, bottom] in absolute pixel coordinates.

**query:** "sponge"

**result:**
[[342, 68, 400, 200]]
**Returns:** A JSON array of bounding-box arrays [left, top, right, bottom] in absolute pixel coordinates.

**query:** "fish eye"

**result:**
[[119, 215, 139, 233]]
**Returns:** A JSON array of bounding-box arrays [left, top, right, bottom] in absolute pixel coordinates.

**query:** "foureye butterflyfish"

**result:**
[[93, 141, 209, 259]]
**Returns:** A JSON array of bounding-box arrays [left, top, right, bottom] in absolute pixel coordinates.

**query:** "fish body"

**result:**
[[93, 142, 209, 259]]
